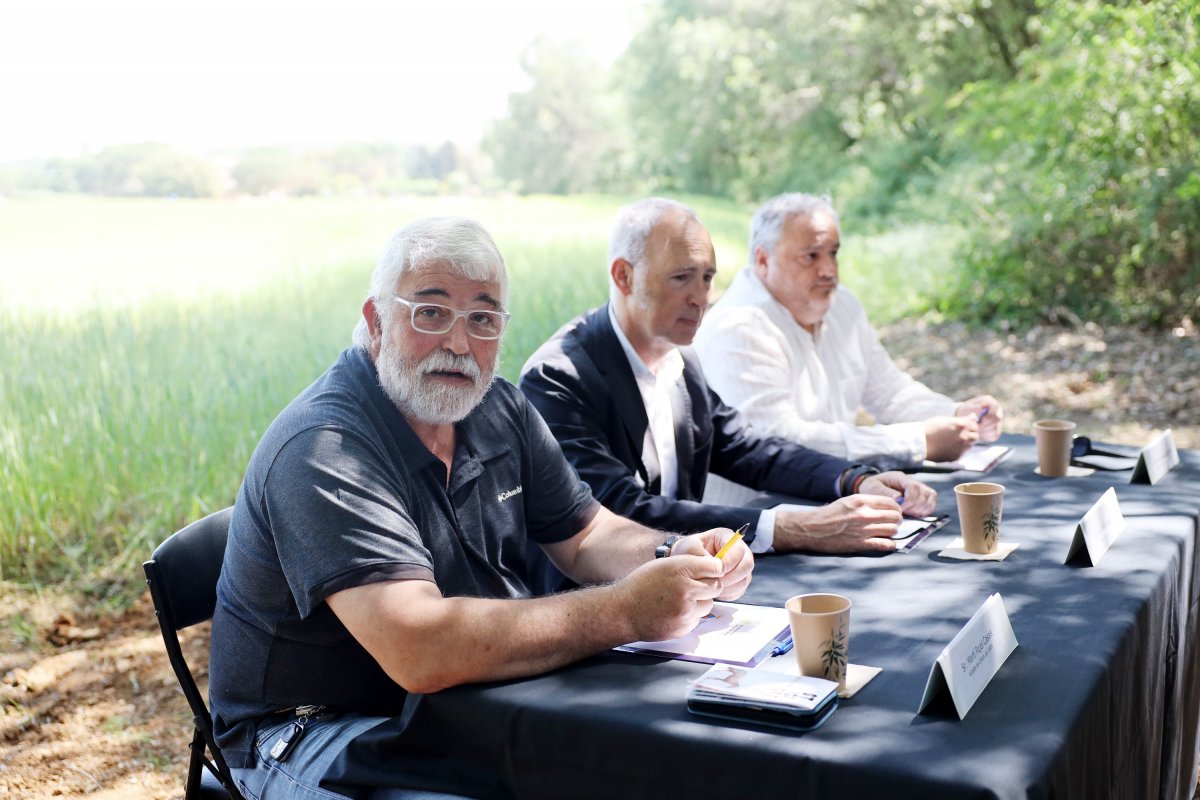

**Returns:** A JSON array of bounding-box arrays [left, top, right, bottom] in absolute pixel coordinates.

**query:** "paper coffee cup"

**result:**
[[786, 593, 851, 692], [954, 482, 1005, 554], [1034, 419, 1076, 477]]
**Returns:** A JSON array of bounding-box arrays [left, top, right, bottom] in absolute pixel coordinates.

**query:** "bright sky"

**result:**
[[0, 0, 643, 162]]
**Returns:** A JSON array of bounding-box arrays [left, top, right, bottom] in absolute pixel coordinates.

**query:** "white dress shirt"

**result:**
[[694, 268, 956, 471], [608, 304, 682, 499], [609, 305, 777, 552]]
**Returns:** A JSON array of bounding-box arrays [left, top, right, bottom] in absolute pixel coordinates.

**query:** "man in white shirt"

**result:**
[[694, 193, 1003, 471], [520, 197, 938, 563]]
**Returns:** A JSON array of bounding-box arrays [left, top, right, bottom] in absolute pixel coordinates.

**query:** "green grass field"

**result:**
[[0, 194, 956, 590]]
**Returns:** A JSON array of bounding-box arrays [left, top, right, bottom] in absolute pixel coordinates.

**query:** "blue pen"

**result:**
[[771, 637, 794, 657], [977, 406, 990, 423]]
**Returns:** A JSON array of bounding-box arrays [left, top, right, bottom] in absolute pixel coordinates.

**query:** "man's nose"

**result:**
[[442, 316, 471, 354]]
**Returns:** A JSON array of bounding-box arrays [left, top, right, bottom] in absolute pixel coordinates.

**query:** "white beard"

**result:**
[[376, 344, 497, 425]]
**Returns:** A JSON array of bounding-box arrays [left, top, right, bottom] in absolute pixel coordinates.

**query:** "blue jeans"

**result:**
[[232, 711, 474, 800]]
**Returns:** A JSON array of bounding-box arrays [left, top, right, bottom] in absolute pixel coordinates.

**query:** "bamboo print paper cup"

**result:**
[[1034, 419, 1076, 477], [786, 593, 851, 692], [954, 482, 1005, 554]]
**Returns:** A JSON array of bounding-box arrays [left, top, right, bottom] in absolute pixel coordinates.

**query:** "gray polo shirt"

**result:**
[[210, 346, 597, 766]]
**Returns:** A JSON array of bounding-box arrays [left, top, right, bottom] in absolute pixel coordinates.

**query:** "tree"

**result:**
[[616, 0, 1044, 202], [327, 142, 408, 187], [0, 158, 79, 194], [485, 36, 630, 194], [814, 0, 1040, 138], [73, 143, 218, 197], [619, 0, 804, 197], [132, 147, 220, 197], [407, 141, 459, 181], [231, 147, 296, 196]]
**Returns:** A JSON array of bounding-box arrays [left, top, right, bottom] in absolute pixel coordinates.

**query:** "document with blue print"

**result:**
[[615, 602, 792, 667]]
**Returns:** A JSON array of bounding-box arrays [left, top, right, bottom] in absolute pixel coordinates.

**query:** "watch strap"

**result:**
[[655, 534, 682, 558], [839, 464, 881, 497]]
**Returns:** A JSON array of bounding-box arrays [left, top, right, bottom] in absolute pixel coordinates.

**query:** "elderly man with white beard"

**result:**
[[208, 216, 753, 800]]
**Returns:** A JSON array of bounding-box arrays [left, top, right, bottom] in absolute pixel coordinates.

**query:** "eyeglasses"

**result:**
[[392, 297, 510, 340]]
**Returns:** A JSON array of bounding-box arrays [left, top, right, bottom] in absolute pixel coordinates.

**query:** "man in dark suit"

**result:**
[[520, 198, 937, 556]]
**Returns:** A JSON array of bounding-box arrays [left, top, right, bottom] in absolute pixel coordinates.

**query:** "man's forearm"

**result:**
[[329, 552, 722, 695], [416, 586, 640, 690], [555, 506, 668, 584], [329, 578, 639, 694]]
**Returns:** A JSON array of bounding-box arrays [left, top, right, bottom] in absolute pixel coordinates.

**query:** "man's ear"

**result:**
[[753, 246, 771, 280], [362, 298, 383, 358], [610, 258, 635, 296]]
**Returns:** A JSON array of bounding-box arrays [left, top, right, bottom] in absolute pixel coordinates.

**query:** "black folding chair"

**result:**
[[144, 506, 244, 800]]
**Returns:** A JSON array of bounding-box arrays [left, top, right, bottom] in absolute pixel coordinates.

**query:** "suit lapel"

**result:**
[[668, 372, 694, 500], [590, 306, 653, 488]]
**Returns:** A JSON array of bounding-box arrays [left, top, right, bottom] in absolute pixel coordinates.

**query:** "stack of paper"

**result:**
[[686, 664, 839, 731], [923, 444, 1012, 473]]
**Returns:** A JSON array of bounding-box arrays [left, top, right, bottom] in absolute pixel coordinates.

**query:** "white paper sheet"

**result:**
[[614, 602, 791, 667]]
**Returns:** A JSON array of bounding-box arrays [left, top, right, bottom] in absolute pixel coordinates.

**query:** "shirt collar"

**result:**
[[607, 303, 684, 384], [740, 267, 825, 342]]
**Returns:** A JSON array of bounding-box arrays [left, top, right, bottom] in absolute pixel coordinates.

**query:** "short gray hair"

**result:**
[[352, 217, 507, 349], [607, 197, 699, 271], [748, 193, 839, 266]]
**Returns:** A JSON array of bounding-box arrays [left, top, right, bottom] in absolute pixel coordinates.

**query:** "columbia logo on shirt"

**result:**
[[497, 486, 523, 503]]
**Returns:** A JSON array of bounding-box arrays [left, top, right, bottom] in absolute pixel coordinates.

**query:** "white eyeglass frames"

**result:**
[[392, 297, 510, 340]]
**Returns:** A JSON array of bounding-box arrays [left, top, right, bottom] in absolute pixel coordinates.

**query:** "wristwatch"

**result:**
[[655, 534, 682, 559]]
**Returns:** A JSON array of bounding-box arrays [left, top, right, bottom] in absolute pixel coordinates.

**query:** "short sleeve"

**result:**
[[263, 427, 435, 619], [520, 397, 599, 544]]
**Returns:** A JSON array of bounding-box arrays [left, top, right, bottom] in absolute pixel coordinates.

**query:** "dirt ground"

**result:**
[[2, 319, 1197, 799]]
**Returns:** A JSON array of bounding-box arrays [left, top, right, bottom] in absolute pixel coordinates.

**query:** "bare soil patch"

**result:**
[[1, 321, 1196, 799], [1, 589, 201, 799], [881, 318, 1199, 449]]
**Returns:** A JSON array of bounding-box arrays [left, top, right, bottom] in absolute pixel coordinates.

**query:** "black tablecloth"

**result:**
[[422, 435, 1200, 800]]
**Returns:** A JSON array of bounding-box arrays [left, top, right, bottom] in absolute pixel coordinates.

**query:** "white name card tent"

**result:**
[[1131, 429, 1180, 485], [1065, 487, 1126, 566], [918, 594, 1019, 720]]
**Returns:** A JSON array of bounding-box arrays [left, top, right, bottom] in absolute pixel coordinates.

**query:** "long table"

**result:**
[[422, 435, 1200, 800]]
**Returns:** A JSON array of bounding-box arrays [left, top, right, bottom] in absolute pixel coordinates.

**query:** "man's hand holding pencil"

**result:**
[[673, 523, 754, 601]]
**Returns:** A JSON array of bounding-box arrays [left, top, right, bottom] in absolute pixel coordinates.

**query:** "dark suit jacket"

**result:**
[[519, 304, 855, 539]]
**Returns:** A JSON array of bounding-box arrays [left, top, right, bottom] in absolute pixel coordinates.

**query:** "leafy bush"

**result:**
[[939, 0, 1199, 325]]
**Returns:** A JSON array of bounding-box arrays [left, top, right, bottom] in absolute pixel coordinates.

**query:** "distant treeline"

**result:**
[[0, 140, 483, 199], [485, 0, 1198, 326], [4, 0, 1195, 326]]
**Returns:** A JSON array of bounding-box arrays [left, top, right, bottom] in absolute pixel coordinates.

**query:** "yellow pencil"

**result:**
[[715, 524, 749, 560]]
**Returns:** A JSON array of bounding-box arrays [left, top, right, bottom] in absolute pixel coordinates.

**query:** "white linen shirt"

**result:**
[[694, 268, 956, 470]]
